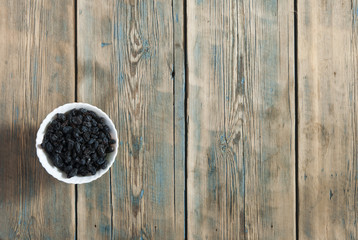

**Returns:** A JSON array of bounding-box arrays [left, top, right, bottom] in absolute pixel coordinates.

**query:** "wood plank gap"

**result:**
[[74, 1, 78, 240], [294, 0, 298, 239], [74, 0, 78, 102], [171, 0, 176, 227], [183, 0, 188, 238], [110, 170, 113, 240]]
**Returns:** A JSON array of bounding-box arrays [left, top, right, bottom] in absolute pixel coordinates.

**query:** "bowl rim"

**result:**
[[36, 102, 119, 184]]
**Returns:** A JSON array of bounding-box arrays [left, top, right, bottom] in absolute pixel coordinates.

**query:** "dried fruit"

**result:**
[[41, 108, 116, 178]]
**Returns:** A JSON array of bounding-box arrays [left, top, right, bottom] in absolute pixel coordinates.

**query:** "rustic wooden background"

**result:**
[[0, 0, 357, 239]]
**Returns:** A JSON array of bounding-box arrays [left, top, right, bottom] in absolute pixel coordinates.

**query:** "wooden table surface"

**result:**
[[0, 0, 357, 239]]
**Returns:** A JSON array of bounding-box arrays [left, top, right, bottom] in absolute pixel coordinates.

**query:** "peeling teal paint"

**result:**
[[14, 106, 19, 124], [99, 224, 110, 235], [142, 40, 151, 60], [117, 73, 124, 88], [32, 58, 38, 97], [55, 56, 63, 64], [101, 42, 112, 47], [194, 37, 202, 75]]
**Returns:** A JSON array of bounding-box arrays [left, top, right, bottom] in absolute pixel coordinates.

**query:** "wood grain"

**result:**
[[173, 0, 186, 237], [187, 0, 295, 239], [298, 0, 358, 239], [77, 0, 185, 239], [0, 0, 75, 239]]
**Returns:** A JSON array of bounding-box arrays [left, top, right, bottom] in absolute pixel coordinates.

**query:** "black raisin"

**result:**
[[81, 126, 89, 133], [103, 137, 108, 145], [55, 145, 63, 153], [71, 109, 78, 116], [50, 134, 59, 143], [53, 154, 63, 168], [88, 111, 97, 118], [83, 148, 91, 156], [79, 158, 86, 165], [45, 142, 54, 153], [97, 145, 106, 157], [84, 155, 92, 164], [92, 127, 99, 134], [64, 165, 73, 174], [104, 125, 110, 133], [83, 121, 92, 128], [88, 138, 95, 145], [100, 161, 108, 169], [99, 132, 105, 139], [72, 116, 82, 125], [84, 115, 92, 122], [67, 139, 74, 150], [99, 118, 105, 124], [79, 108, 88, 114], [96, 157, 105, 165], [93, 141, 99, 150], [67, 168, 78, 178], [109, 139, 116, 144], [106, 146, 115, 153], [62, 126, 73, 134], [53, 121, 61, 130], [57, 113, 66, 122], [73, 128, 81, 138], [88, 165, 96, 175], [65, 155, 72, 164], [78, 166, 88, 176], [43, 134, 50, 143], [75, 142, 81, 154], [83, 132, 91, 142]]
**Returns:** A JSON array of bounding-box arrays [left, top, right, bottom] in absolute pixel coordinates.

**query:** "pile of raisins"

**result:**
[[41, 108, 116, 178]]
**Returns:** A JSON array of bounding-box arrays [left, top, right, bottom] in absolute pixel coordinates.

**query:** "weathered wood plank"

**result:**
[[298, 0, 358, 239], [173, 0, 186, 237], [77, 0, 185, 239], [0, 1, 75, 239], [77, 1, 113, 239], [187, 0, 295, 239]]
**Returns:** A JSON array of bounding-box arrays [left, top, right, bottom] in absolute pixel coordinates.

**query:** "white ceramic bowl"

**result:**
[[36, 102, 118, 184]]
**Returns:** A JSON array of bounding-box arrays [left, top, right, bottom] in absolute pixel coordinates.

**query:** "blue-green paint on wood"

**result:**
[[13, 106, 18, 124], [194, 37, 202, 75], [32, 58, 38, 97], [142, 40, 151, 60], [99, 224, 110, 235], [117, 73, 124, 88], [101, 42, 112, 47], [55, 56, 63, 64], [240, 145, 245, 198]]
